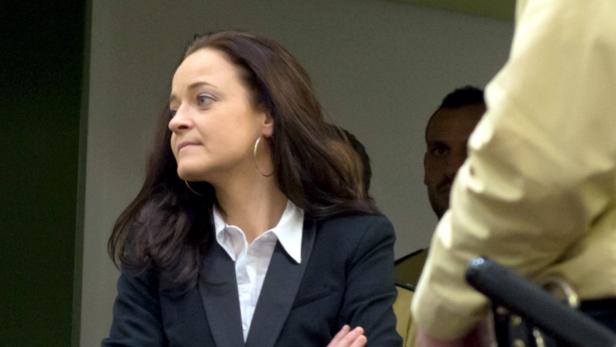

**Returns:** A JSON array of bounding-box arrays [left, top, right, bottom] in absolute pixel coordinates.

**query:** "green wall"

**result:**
[[0, 1, 86, 346], [396, 0, 515, 20]]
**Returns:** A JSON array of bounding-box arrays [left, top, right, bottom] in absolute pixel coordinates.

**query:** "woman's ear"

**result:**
[[261, 112, 274, 138]]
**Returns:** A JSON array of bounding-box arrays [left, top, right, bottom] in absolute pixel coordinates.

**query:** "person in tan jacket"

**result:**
[[412, 0, 616, 345]]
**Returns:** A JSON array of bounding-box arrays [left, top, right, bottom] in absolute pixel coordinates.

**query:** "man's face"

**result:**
[[424, 104, 485, 218]]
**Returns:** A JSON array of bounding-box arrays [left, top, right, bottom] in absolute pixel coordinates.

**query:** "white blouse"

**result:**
[[212, 201, 304, 341]]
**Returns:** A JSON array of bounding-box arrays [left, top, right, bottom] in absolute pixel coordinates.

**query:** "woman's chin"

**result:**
[[176, 165, 207, 182]]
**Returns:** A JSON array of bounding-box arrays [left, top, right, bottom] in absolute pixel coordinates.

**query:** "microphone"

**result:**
[[465, 257, 616, 347]]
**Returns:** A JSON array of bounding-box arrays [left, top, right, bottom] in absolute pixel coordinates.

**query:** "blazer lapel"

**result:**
[[244, 218, 317, 347], [198, 241, 245, 347]]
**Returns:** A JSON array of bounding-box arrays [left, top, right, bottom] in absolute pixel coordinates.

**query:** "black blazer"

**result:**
[[102, 214, 402, 347]]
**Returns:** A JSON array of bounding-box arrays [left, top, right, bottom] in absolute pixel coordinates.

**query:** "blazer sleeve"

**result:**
[[102, 269, 167, 347], [340, 216, 402, 347]]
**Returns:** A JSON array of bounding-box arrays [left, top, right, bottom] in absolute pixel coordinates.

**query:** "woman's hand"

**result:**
[[327, 325, 367, 347]]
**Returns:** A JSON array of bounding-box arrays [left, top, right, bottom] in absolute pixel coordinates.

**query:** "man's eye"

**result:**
[[431, 146, 449, 156], [196, 94, 215, 107]]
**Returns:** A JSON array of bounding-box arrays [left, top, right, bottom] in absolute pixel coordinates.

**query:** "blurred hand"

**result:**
[[327, 325, 367, 347], [415, 329, 465, 347], [415, 318, 494, 347]]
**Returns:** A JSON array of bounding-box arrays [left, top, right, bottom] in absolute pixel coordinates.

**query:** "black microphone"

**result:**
[[465, 256, 616, 347]]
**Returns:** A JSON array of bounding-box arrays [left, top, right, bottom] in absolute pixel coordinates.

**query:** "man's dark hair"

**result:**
[[439, 85, 484, 109], [425, 86, 485, 140]]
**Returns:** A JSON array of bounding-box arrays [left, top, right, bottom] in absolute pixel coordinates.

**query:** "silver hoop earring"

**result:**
[[253, 137, 274, 177], [184, 180, 204, 196]]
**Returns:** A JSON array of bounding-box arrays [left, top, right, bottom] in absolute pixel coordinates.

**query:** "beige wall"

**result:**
[[81, 0, 513, 345]]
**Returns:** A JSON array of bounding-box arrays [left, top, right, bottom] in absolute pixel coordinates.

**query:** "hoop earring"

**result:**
[[253, 137, 274, 177], [184, 180, 204, 196]]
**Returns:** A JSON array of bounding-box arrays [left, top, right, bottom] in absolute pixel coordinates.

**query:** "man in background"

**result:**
[[394, 86, 485, 288], [423, 86, 485, 219]]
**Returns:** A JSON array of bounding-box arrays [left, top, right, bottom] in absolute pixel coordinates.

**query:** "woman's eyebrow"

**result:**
[[169, 81, 217, 104]]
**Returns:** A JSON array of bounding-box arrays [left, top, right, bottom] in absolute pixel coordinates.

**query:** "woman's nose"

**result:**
[[168, 107, 192, 132]]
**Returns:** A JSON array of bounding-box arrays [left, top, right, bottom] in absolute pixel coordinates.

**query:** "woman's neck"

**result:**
[[214, 174, 288, 244]]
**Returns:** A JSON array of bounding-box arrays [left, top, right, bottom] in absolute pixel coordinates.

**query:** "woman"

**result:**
[[103, 31, 401, 347]]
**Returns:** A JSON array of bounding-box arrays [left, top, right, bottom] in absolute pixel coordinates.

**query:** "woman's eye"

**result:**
[[196, 94, 215, 107], [168, 109, 177, 118]]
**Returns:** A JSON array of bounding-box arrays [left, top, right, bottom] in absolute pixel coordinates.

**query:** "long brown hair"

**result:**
[[108, 31, 377, 288]]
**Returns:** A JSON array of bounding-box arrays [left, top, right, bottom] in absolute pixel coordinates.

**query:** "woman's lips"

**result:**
[[177, 141, 201, 152]]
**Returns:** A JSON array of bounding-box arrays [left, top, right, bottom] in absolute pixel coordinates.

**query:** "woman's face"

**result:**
[[168, 48, 273, 183]]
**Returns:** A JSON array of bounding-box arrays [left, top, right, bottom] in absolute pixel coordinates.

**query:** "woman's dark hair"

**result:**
[[108, 31, 377, 288], [338, 128, 372, 193]]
